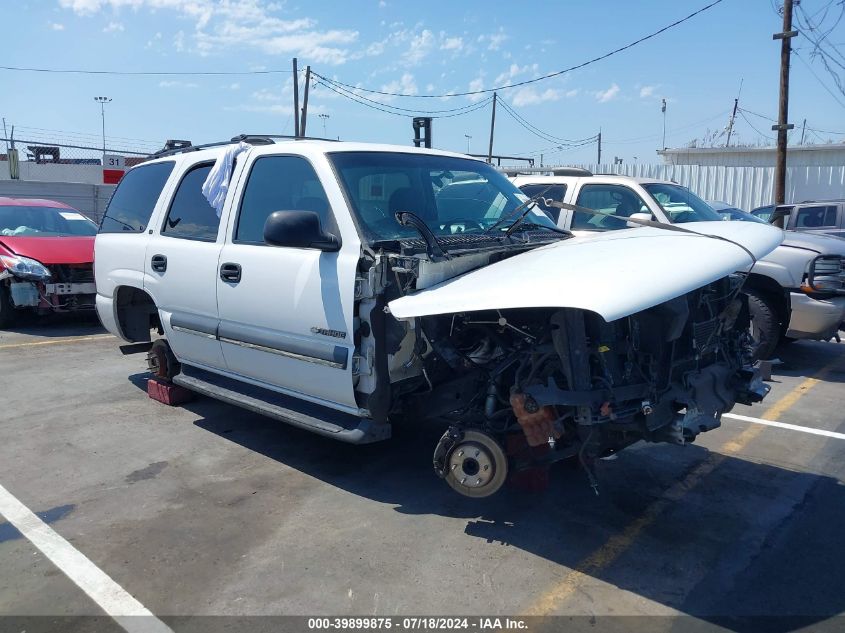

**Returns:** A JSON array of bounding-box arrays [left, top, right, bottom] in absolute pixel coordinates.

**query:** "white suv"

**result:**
[[95, 139, 781, 497], [511, 172, 845, 360]]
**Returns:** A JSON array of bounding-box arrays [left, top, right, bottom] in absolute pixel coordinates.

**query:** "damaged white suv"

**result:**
[[95, 137, 782, 497]]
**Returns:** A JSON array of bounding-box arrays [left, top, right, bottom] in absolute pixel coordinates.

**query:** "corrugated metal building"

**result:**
[[657, 143, 845, 167]]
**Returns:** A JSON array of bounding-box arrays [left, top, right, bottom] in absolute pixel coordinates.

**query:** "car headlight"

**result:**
[[805, 255, 845, 294], [0, 254, 52, 281]]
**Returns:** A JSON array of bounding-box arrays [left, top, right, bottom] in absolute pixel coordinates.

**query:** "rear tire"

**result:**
[[0, 285, 16, 329], [747, 291, 780, 361]]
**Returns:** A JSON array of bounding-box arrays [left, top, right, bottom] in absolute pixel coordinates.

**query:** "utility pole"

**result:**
[[487, 92, 497, 164], [597, 129, 602, 165], [292, 57, 300, 138], [800, 118, 807, 145], [726, 98, 739, 147], [464, 134, 472, 153], [2, 118, 8, 153], [773, 0, 796, 219], [661, 98, 667, 150], [300, 65, 311, 137], [94, 96, 112, 157]]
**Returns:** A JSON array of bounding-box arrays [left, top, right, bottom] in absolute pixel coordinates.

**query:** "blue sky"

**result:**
[[3, 0, 844, 164]]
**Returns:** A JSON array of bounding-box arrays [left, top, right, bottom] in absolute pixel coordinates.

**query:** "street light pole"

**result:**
[[318, 113, 330, 137], [464, 134, 472, 154], [94, 96, 112, 157]]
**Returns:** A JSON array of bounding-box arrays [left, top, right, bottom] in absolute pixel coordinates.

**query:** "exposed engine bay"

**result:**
[[354, 250, 769, 498]]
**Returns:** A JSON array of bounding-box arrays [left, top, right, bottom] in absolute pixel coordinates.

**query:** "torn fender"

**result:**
[[388, 221, 783, 322]]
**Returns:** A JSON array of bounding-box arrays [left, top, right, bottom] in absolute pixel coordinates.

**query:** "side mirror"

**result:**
[[627, 212, 654, 228], [263, 210, 340, 252]]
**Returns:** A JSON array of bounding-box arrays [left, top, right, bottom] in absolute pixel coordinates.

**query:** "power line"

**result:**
[[738, 110, 776, 141], [496, 99, 597, 146], [312, 0, 726, 99], [602, 110, 732, 145], [794, 49, 845, 108], [0, 65, 291, 76], [316, 79, 494, 118], [314, 78, 497, 115], [738, 107, 845, 135]]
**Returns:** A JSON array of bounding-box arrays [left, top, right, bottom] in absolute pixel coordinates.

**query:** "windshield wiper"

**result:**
[[484, 185, 554, 236], [394, 211, 450, 262], [505, 221, 569, 236]]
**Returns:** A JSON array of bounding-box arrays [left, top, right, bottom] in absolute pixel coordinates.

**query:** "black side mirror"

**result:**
[[263, 210, 340, 252]]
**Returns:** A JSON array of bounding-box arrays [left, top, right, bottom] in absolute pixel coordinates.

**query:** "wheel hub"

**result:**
[[440, 430, 507, 498]]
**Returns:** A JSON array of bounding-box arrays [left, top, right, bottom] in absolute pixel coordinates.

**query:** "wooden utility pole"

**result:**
[[597, 129, 602, 165], [772, 0, 796, 221], [800, 118, 807, 145], [292, 57, 300, 138], [300, 65, 311, 137], [726, 98, 739, 147], [487, 92, 497, 164]]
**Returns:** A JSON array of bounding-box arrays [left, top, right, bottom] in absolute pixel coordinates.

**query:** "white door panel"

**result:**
[[216, 244, 358, 408]]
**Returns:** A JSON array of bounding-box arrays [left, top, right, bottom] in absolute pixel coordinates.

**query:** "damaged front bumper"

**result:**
[[7, 279, 96, 313]]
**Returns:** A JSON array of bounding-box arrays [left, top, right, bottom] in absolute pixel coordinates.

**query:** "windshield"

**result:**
[[329, 152, 558, 242], [642, 183, 722, 224], [719, 208, 767, 223], [0, 206, 97, 236]]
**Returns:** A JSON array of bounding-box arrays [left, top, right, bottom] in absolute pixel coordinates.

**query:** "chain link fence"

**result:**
[[0, 138, 155, 222]]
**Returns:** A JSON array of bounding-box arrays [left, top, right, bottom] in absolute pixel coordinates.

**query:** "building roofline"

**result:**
[[657, 143, 845, 156]]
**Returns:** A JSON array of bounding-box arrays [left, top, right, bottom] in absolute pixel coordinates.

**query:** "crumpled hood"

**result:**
[[780, 230, 845, 255], [388, 221, 783, 322], [0, 236, 94, 265]]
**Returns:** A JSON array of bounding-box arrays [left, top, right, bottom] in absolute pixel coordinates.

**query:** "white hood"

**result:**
[[388, 221, 783, 322]]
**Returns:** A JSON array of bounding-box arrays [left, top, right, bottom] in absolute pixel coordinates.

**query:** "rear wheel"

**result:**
[[0, 284, 16, 328], [146, 339, 180, 383], [747, 291, 780, 361]]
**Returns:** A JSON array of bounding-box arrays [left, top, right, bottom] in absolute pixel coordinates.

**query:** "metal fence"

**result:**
[[0, 138, 149, 186], [566, 163, 845, 211]]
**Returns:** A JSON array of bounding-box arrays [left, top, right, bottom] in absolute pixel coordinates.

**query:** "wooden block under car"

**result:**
[[147, 378, 195, 406]]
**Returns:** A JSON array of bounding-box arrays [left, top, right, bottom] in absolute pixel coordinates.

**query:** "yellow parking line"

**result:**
[[522, 360, 840, 616], [0, 335, 113, 350]]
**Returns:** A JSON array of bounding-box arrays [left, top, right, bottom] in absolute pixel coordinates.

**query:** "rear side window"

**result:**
[[575, 184, 649, 231], [100, 161, 174, 233], [518, 184, 567, 222], [162, 164, 219, 241], [794, 205, 838, 229], [235, 155, 331, 244]]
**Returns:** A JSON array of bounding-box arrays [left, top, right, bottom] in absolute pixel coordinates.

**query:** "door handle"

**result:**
[[151, 254, 167, 272], [220, 262, 242, 283]]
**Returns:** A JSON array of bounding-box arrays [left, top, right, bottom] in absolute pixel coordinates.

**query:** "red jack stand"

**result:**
[[147, 377, 194, 406], [506, 434, 551, 493]]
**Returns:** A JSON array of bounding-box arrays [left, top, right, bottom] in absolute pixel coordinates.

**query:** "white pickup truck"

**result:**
[[95, 137, 781, 498], [512, 172, 845, 360]]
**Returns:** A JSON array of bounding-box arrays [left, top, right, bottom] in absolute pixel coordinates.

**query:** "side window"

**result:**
[[794, 205, 838, 229], [518, 184, 567, 222], [162, 164, 220, 241], [236, 156, 332, 244], [99, 161, 175, 233], [574, 184, 648, 231]]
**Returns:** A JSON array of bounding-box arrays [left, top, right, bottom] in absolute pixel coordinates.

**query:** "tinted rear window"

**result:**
[[100, 161, 175, 233], [162, 164, 219, 241]]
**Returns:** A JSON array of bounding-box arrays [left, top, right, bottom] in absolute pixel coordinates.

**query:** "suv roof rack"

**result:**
[[551, 167, 592, 177], [149, 134, 339, 158]]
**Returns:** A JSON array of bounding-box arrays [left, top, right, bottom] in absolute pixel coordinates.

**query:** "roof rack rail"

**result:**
[[149, 133, 340, 158]]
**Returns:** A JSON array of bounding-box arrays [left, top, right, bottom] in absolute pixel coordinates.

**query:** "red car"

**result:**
[[0, 197, 97, 327]]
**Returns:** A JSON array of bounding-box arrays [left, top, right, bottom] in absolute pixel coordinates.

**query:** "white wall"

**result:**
[[0, 180, 116, 221], [0, 160, 106, 185]]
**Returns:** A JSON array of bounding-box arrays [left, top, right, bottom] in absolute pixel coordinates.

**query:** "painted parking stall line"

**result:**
[[0, 483, 173, 633], [0, 334, 114, 350], [723, 412, 845, 441]]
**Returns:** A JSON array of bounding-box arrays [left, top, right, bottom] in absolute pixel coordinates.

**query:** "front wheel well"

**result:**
[[743, 274, 789, 328], [115, 286, 160, 342]]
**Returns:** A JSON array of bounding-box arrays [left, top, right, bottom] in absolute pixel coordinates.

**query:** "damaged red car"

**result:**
[[0, 197, 97, 327]]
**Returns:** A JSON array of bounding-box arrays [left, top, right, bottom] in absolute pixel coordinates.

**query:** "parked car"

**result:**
[[708, 201, 768, 223], [0, 197, 97, 327], [512, 173, 845, 360], [752, 200, 845, 238], [96, 138, 780, 498]]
